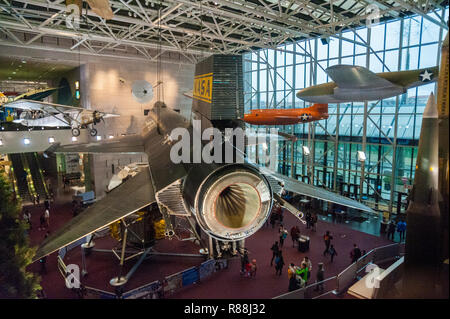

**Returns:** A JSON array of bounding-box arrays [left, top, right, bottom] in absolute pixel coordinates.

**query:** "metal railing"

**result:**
[[273, 242, 403, 299]]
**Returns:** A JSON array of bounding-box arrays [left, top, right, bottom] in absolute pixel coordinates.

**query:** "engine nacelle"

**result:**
[[183, 164, 273, 241]]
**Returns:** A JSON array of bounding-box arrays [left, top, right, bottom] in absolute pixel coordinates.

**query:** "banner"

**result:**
[[199, 259, 216, 280], [164, 272, 183, 295], [182, 267, 199, 287], [123, 280, 163, 299]]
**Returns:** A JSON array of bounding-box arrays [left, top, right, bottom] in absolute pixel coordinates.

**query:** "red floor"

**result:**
[[25, 199, 393, 299]]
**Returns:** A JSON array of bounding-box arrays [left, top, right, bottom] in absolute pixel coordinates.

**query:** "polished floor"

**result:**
[[25, 192, 394, 299]]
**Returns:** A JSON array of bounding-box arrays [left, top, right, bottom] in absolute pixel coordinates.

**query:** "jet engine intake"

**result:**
[[183, 164, 273, 241]]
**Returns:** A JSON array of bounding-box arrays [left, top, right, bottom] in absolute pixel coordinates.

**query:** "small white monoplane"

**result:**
[[3, 99, 119, 136]]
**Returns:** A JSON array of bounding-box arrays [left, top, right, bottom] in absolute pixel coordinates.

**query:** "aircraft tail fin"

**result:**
[[312, 103, 328, 113]]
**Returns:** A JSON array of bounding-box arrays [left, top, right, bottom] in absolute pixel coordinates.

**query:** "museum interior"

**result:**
[[0, 0, 448, 300]]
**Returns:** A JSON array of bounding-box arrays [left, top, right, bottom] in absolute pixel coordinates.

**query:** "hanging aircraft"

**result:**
[[33, 55, 374, 262], [296, 65, 439, 103], [0, 87, 58, 106], [243, 103, 328, 125], [2, 99, 119, 136]]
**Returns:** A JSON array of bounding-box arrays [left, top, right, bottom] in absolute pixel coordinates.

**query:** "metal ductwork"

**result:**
[[183, 163, 273, 241]]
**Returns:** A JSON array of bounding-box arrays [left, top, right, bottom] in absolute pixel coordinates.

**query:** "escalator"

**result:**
[[9, 153, 32, 202], [25, 152, 48, 200]]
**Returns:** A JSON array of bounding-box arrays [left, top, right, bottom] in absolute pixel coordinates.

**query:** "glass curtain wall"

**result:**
[[243, 8, 448, 215]]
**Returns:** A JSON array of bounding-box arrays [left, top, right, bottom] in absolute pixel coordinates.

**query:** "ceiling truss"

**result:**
[[0, 0, 447, 64]]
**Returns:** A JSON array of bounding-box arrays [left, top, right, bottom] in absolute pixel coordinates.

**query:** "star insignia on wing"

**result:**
[[419, 70, 433, 82]]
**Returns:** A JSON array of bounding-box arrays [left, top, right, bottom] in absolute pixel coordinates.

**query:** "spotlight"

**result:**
[[302, 146, 310, 156], [72, 136, 78, 142], [48, 137, 55, 143], [23, 138, 31, 145], [357, 151, 366, 162]]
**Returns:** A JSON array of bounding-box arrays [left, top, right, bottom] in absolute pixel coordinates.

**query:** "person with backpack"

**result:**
[[323, 231, 333, 256], [279, 225, 288, 248], [270, 241, 280, 266], [329, 245, 338, 262]]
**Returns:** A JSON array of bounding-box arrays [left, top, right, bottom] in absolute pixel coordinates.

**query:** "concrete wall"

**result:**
[[80, 58, 195, 198]]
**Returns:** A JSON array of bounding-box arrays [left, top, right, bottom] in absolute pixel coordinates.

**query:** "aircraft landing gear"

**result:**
[[71, 127, 81, 137], [89, 128, 98, 136]]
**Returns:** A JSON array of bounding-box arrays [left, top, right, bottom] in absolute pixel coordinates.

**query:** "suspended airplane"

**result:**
[[0, 87, 58, 106], [3, 99, 119, 136], [33, 55, 374, 262], [297, 65, 439, 103], [243, 103, 328, 125]]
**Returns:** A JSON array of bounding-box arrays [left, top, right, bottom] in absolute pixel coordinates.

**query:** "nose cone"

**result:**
[[296, 87, 313, 100]]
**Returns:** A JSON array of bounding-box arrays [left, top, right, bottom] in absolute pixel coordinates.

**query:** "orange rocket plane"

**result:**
[[243, 103, 329, 125]]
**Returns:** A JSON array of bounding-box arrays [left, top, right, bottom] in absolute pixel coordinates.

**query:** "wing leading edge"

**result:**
[[326, 65, 394, 89], [46, 134, 145, 154], [260, 167, 374, 214], [33, 167, 155, 261]]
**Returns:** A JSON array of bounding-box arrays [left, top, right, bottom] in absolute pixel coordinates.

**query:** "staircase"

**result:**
[[25, 152, 48, 199], [9, 153, 32, 202]]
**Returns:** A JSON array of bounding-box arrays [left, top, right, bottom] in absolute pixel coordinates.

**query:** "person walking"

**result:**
[[329, 245, 338, 263], [314, 263, 325, 293], [311, 213, 318, 232], [44, 208, 50, 229], [323, 231, 333, 256], [270, 241, 280, 266], [274, 251, 285, 276], [279, 225, 288, 248], [397, 220, 407, 242], [387, 220, 396, 241], [290, 225, 300, 247], [350, 244, 362, 264], [39, 213, 46, 231], [305, 210, 312, 229], [240, 248, 249, 275]]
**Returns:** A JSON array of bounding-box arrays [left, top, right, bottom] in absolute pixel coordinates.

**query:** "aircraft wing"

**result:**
[[45, 134, 145, 154], [4, 99, 86, 113], [326, 65, 394, 89], [260, 167, 374, 213], [33, 167, 155, 261]]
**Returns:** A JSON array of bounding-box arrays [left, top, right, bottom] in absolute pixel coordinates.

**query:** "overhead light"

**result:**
[[22, 60, 26, 63], [72, 136, 78, 142], [357, 151, 366, 162], [96, 135, 102, 141], [48, 137, 55, 143], [108, 135, 114, 139], [302, 146, 310, 156], [23, 138, 31, 145]]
